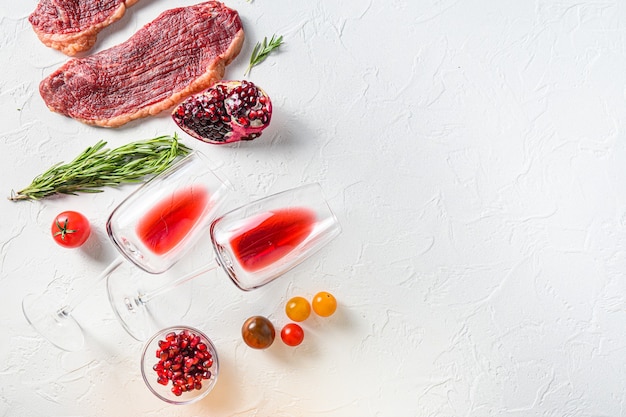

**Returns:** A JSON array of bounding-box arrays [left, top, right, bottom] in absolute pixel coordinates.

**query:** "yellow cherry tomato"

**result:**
[[285, 296, 311, 322], [312, 291, 337, 317]]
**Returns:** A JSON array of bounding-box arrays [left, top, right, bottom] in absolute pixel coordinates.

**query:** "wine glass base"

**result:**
[[106, 268, 193, 342], [22, 293, 85, 352], [107, 275, 156, 342]]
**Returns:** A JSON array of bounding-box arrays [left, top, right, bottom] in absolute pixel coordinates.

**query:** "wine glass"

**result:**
[[105, 151, 233, 274], [22, 151, 233, 351], [107, 182, 342, 341]]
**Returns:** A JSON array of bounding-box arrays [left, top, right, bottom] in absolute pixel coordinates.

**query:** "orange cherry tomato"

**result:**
[[285, 296, 311, 322], [312, 291, 337, 317]]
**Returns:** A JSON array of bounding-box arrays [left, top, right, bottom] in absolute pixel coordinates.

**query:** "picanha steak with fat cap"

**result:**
[[29, 0, 140, 56], [39, 1, 244, 128]]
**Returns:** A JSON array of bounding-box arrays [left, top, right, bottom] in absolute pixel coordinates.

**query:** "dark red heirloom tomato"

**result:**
[[51, 211, 91, 248], [241, 316, 275, 349]]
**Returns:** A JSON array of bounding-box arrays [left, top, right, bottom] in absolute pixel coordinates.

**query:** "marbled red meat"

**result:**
[[29, 0, 140, 56], [39, 1, 244, 128]]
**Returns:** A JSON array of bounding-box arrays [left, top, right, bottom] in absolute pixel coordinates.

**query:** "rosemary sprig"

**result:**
[[244, 34, 284, 76], [9, 134, 191, 201]]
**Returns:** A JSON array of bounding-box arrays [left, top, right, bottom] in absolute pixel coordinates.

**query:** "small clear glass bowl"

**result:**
[[141, 326, 219, 405]]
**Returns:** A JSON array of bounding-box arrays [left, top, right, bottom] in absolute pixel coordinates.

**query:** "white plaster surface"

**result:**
[[2, 0, 626, 415]]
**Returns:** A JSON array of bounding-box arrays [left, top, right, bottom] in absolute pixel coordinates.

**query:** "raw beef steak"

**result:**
[[39, 1, 244, 128], [29, 0, 140, 56]]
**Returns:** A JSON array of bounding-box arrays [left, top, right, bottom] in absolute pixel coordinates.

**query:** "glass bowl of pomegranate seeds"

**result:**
[[141, 326, 219, 404]]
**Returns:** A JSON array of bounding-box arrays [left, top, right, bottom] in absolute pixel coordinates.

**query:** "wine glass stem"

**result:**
[[59, 256, 124, 315], [137, 262, 219, 305]]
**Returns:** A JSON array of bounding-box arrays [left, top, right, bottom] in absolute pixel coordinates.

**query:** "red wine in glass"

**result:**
[[137, 187, 211, 255], [230, 207, 316, 272]]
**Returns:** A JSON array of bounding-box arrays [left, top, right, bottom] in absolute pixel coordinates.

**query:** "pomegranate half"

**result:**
[[172, 80, 272, 144]]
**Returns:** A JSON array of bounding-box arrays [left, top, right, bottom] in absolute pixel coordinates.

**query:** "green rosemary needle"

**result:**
[[244, 34, 284, 76], [9, 134, 191, 201]]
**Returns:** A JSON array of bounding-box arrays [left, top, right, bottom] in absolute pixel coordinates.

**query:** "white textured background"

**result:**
[[2, 0, 626, 416]]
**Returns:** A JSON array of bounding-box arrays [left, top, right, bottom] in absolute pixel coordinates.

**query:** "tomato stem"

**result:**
[[54, 218, 77, 241]]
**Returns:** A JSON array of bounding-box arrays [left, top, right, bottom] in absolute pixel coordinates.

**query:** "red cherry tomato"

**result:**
[[280, 323, 304, 347], [51, 211, 91, 248]]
